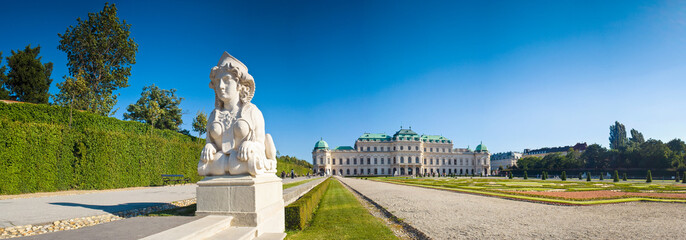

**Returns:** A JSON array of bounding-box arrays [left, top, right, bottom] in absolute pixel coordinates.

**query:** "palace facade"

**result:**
[[312, 128, 490, 176]]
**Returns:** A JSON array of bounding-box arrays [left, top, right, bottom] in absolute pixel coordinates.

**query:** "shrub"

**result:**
[[578, 172, 583, 180], [586, 172, 591, 182], [508, 172, 513, 179], [613, 170, 619, 182], [623, 173, 627, 181], [676, 172, 680, 182], [599, 173, 604, 181], [561, 171, 566, 181], [285, 178, 331, 230], [683, 172, 685, 183], [523, 171, 528, 179], [541, 171, 546, 180], [0, 102, 204, 194], [646, 170, 652, 183]]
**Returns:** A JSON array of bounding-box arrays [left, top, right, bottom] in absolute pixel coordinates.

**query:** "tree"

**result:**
[[646, 170, 652, 183], [639, 139, 671, 169], [192, 111, 207, 141], [613, 170, 619, 182], [53, 70, 89, 127], [0, 45, 53, 103], [667, 139, 686, 154], [56, 3, 138, 116], [561, 171, 567, 181], [124, 84, 183, 131], [0, 52, 9, 99], [629, 129, 645, 146], [582, 144, 608, 169], [578, 172, 583, 180], [609, 121, 628, 150]]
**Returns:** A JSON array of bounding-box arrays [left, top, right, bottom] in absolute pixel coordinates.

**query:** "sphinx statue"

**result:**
[[198, 52, 277, 176]]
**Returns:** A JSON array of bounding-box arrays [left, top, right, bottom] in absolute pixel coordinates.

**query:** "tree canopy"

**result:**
[[124, 84, 183, 131], [609, 121, 628, 150], [192, 111, 207, 139], [0, 45, 53, 103], [55, 3, 137, 115]]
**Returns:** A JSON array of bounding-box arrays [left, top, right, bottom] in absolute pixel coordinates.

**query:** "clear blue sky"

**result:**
[[2, 0, 686, 162]]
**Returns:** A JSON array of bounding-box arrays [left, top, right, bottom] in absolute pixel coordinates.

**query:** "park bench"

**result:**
[[162, 174, 190, 185]]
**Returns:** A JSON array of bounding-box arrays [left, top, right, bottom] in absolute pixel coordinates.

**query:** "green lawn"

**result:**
[[286, 179, 397, 240], [370, 177, 686, 205]]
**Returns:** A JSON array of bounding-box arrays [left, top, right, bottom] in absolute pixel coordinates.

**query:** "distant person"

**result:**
[[281, 171, 285, 178], [290, 169, 294, 179]]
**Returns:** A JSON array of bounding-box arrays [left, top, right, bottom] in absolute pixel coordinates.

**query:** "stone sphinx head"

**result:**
[[209, 52, 255, 109]]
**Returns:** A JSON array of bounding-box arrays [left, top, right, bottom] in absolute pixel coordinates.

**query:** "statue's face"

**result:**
[[216, 73, 239, 103]]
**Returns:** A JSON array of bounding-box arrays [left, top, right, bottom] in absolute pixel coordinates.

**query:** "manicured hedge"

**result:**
[[285, 178, 331, 230], [0, 102, 203, 194]]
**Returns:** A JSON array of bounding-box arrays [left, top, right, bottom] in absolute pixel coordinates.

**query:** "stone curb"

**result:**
[[0, 198, 196, 239]]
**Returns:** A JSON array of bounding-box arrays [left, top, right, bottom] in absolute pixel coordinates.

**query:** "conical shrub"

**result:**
[[561, 171, 567, 181], [623, 173, 627, 181], [646, 170, 652, 183], [613, 170, 619, 182], [524, 171, 528, 180], [586, 172, 591, 182]]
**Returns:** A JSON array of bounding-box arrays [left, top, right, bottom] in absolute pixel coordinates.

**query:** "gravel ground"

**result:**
[[339, 177, 686, 240]]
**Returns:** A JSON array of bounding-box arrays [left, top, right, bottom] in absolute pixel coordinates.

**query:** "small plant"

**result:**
[[646, 170, 652, 183], [682, 172, 685, 183], [578, 172, 583, 180], [524, 171, 528, 180], [508, 172, 513, 179], [623, 173, 627, 181], [586, 172, 591, 182], [613, 170, 619, 182], [599, 173, 604, 181], [561, 171, 567, 181], [541, 171, 546, 180]]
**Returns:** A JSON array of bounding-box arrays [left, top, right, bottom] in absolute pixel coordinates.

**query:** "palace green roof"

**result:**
[[358, 133, 391, 141], [420, 135, 451, 143], [314, 139, 329, 150], [333, 146, 355, 151], [475, 141, 488, 152]]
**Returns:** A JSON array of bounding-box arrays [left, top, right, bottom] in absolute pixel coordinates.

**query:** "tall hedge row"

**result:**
[[0, 102, 203, 194], [285, 178, 331, 230]]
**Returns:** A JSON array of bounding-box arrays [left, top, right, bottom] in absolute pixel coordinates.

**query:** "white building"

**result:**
[[312, 128, 490, 176], [490, 151, 522, 172]]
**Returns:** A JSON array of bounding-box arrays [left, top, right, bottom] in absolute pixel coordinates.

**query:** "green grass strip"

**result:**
[[373, 179, 686, 206], [286, 179, 397, 240], [283, 178, 320, 190]]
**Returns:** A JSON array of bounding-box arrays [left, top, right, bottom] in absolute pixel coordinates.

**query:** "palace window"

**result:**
[[346, 158, 350, 165], [400, 146, 403, 150], [374, 158, 378, 164], [415, 146, 419, 150], [400, 157, 404, 163], [353, 158, 357, 164], [415, 157, 419, 163], [367, 158, 371, 164], [333, 159, 336, 165], [381, 158, 385, 164], [430, 159, 433, 165], [366, 147, 370, 151]]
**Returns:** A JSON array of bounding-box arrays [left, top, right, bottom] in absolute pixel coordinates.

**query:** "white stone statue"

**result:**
[[198, 52, 277, 176]]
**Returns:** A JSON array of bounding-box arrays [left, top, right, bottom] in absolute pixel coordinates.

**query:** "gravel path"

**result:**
[[339, 177, 686, 239]]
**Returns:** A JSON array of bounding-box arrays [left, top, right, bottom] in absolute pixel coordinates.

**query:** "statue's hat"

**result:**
[[210, 51, 255, 103]]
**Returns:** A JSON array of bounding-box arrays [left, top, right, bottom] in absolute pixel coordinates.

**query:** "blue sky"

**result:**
[[2, 0, 686, 161]]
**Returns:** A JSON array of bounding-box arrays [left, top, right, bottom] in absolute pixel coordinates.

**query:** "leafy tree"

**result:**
[[629, 129, 645, 146], [517, 156, 541, 170], [582, 144, 608, 169], [0, 52, 9, 99], [56, 3, 138, 116], [192, 111, 207, 140], [562, 149, 583, 169], [53, 70, 89, 127], [639, 139, 671, 169], [646, 170, 652, 183], [609, 121, 628, 150], [124, 84, 183, 131], [613, 170, 619, 182], [666, 139, 686, 153], [0, 45, 53, 103], [561, 171, 567, 181]]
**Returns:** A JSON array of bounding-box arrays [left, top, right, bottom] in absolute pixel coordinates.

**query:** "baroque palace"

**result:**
[[312, 128, 490, 176]]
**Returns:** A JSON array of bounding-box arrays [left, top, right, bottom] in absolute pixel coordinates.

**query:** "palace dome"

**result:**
[[314, 139, 329, 150], [475, 141, 488, 153]]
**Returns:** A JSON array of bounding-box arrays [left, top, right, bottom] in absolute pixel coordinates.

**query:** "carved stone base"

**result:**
[[196, 174, 285, 234]]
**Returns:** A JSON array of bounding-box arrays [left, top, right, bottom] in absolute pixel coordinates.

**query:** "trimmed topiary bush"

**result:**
[[524, 171, 528, 180], [508, 172, 513, 179], [599, 173, 604, 181], [578, 172, 583, 180], [613, 170, 619, 182], [285, 178, 332, 230], [623, 173, 627, 181], [676, 172, 680, 182], [646, 170, 652, 183], [561, 171, 567, 181], [586, 172, 591, 182]]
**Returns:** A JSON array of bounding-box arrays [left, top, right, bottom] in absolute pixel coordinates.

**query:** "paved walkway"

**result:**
[[339, 177, 686, 239], [0, 176, 316, 228]]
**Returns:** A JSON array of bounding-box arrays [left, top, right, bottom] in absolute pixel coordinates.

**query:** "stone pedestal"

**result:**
[[196, 174, 285, 234]]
